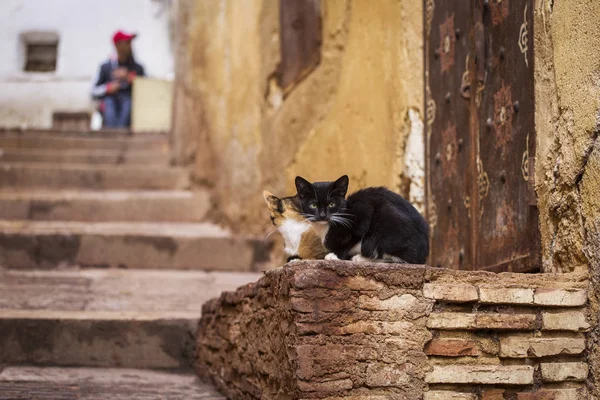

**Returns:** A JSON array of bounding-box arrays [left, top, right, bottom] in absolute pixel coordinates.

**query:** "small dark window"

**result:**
[[25, 42, 58, 72], [278, 0, 322, 93]]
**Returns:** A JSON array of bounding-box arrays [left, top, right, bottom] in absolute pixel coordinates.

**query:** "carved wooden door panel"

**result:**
[[425, 0, 540, 272]]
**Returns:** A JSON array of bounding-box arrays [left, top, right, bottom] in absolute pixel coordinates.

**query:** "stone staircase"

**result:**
[[0, 129, 267, 398]]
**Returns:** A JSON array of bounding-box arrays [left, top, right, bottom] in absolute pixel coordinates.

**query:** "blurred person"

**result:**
[[91, 30, 145, 128]]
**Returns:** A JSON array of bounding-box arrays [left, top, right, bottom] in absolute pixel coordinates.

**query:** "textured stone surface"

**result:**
[[425, 365, 534, 385], [542, 311, 590, 331], [427, 313, 536, 330], [533, 288, 587, 306], [196, 261, 592, 398], [426, 313, 477, 330], [423, 283, 478, 302], [540, 362, 589, 382], [424, 392, 476, 400], [197, 262, 434, 399], [479, 287, 534, 304], [499, 335, 586, 358], [425, 339, 480, 357]]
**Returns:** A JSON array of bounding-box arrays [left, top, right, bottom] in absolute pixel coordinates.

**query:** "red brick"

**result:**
[[425, 339, 480, 357], [482, 388, 505, 400], [476, 314, 536, 330], [427, 313, 536, 331], [517, 389, 585, 400]]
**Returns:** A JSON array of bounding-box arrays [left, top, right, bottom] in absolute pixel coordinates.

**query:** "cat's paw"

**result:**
[[325, 253, 340, 261], [288, 258, 301, 263], [352, 254, 371, 262]]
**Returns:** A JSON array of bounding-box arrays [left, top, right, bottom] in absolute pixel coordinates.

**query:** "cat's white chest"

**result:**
[[311, 222, 330, 244], [278, 219, 311, 255]]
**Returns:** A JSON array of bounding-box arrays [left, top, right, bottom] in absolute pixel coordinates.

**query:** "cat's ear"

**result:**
[[295, 176, 313, 198], [263, 190, 280, 212], [332, 175, 349, 197]]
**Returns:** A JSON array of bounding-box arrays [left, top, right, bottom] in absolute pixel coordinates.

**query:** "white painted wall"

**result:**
[[0, 0, 174, 128]]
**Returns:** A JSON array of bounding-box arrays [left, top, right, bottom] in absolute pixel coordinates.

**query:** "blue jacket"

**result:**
[[91, 56, 145, 99]]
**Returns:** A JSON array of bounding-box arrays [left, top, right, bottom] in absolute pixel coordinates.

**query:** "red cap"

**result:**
[[112, 30, 137, 44]]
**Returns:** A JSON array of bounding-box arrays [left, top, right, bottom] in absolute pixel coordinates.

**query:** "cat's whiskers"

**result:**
[[264, 226, 277, 241], [331, 215, 354, 229], [332, 213, 355, 224], [301, 213, 316, 222], [333, 212, 354, 217]]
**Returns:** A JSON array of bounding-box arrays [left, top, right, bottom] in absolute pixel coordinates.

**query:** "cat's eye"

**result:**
[[309, 203, 317, 209], [328, 202, 336, 208]]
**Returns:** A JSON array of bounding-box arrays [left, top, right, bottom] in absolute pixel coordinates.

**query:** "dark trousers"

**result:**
[[103, 93, 132, 128]]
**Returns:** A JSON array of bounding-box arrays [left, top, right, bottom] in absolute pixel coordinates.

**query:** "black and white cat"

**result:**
[[294, 175, 429, 264]]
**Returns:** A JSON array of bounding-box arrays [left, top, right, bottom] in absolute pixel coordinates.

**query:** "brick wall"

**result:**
[[196, 261, 591, 399]]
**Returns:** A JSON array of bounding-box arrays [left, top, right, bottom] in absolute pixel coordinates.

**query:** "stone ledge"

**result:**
[[195, 261, 591, 399]]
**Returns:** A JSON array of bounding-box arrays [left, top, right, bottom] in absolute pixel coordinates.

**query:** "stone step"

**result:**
[[0, 190, 210, 222], [0, 131, 168, 151], [0, 221, 272, 271], [0, 268, 260, 369], [0, 163, 189, 190], [0, 148, 170, 165], [0, 367, 225, 399], [0, 127, 168, 138]]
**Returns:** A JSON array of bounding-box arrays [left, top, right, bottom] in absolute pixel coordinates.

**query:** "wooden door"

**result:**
[[425, 0, 540, 272]]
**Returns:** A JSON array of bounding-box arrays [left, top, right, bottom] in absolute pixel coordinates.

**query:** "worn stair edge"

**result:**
[[0, 190, 210, 222], [0, 127, 169, 137], [0, 366, 225, 399], [0, 136, 168, 151], [0, 163, 189, 190], [0, 268, 263, 315], [0, 221, 273, 271], [0, 148, 170, 165], [0, 312, 196, 370]]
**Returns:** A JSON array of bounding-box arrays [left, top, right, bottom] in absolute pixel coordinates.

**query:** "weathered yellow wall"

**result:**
[[172, 0, 424, 235], [533, 0, 600, 274]]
